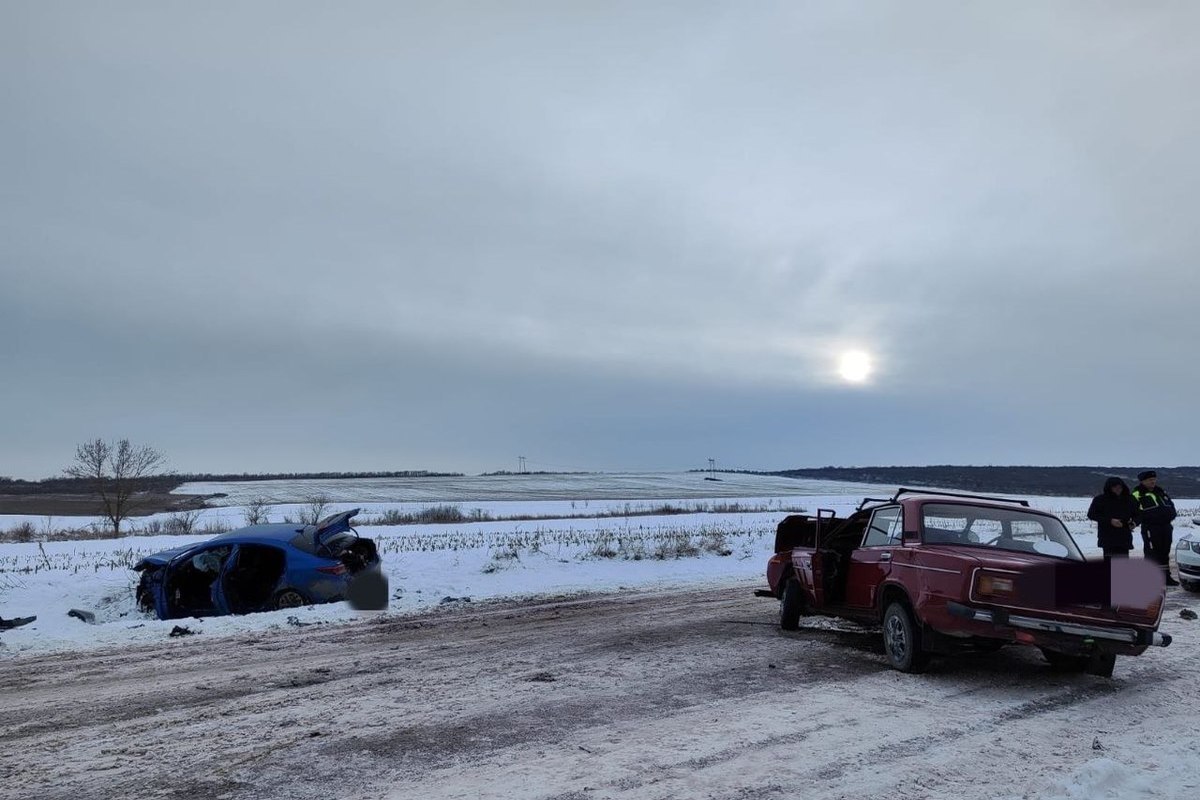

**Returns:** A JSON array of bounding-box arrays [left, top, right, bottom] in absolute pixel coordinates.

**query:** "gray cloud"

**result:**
[[3, 2, 1198, 477]]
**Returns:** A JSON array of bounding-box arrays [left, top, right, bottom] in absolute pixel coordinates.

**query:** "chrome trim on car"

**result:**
[[892, 563, 960, 575]]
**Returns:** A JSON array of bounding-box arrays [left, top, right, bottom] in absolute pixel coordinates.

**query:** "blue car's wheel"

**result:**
[[273, 589, 307, 610]]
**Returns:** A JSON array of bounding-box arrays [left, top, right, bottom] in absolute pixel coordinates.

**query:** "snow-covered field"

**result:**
[[172, 471, 881, 504]]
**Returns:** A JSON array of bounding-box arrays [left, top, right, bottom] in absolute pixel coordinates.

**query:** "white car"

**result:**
[[1177, 519, 1200, 592]]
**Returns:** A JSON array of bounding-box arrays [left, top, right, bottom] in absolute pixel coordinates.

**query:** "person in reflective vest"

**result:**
[[1132, 470, 1178, 586]]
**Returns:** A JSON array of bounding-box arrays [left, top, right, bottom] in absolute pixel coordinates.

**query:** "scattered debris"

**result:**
[[768, 663, 777, 669], [578, 745, 594, 754], [1180, 609, 1198, 621], [527, 671, 557, 683], [440, 595, 473, 605], [286, 616, 309, 627], [67, 609, 96, 624], [0, 615, 36, 630], [1092, 737, 1104, 751], [169, 625, 197, 638]]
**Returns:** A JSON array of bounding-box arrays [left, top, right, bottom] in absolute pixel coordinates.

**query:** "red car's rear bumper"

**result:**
[[946, 601, 1172, 649]]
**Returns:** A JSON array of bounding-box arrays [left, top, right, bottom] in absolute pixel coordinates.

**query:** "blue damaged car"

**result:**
[[134, 509, 384, 620]]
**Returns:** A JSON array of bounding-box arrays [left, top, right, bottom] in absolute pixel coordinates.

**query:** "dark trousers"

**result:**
[[1102, 548, 1129, 561], [1143, 524, 1173, 570]]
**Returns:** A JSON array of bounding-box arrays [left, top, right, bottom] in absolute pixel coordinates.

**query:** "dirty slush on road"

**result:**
[[1, 583, 1198, 800]]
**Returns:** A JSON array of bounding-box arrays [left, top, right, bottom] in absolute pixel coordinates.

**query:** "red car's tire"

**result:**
[[1040, 648, 1087, 672], [780, 579, 803, 631], [1084, 652, 1117, 678], [882, 602, 930, 673]]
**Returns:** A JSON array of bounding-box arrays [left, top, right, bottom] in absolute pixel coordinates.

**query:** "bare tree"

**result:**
[[65, 438, 165, 536], [165, 508, 203, 534], [299, 494, 331, 526], [243, 496, 272, 526]]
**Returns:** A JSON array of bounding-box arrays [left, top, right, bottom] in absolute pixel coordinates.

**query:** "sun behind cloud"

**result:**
[[838, 351, 873, 384]]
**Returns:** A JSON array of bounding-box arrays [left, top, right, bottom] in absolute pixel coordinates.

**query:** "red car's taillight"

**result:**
[[976, 574, 1015, 597], [317, 564, 347, 576]]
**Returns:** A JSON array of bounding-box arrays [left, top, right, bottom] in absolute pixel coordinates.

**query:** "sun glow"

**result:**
[[838, 351, 873, 384]]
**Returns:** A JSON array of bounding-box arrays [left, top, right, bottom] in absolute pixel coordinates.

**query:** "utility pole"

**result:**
[[705, 458, 721, 482]]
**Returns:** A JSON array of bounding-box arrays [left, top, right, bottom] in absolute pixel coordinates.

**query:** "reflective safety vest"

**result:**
[[1132, 487, 1161, 509]]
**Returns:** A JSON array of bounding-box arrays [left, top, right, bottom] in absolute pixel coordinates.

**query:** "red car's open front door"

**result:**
[[796, 508, 838, 608]]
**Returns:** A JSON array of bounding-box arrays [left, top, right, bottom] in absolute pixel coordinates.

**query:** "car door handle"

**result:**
[[879, 552, 892, 562]]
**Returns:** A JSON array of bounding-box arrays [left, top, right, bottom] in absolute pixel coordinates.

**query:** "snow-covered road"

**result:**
[[1, 582, 1197, 800]]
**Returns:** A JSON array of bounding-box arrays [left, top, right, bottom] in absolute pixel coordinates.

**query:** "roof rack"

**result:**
[[889, 487, 1030, 507], [856, 497, 894, 511]]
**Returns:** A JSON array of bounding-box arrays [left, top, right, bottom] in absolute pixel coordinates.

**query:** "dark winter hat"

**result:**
[[1138, 470, 1157, 481]]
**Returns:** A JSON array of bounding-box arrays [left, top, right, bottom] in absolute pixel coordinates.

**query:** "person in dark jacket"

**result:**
[[1086, 477, 1140, 559], [1132, 470, 1178, 585]]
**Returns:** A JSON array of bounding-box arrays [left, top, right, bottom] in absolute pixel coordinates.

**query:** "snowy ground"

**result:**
[[1, 583, 1197, 800]]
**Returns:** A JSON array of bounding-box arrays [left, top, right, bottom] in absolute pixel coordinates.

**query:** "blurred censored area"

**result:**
[[347, 569, 389, 611], [1021, 557, 1165, 610]]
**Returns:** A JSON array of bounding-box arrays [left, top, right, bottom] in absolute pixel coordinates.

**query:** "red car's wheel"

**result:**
[[883, 602, 930, 673], [1041, 648, 1087, 672], [780, 579, 803, 631], [1085, 652, 1117, 678]]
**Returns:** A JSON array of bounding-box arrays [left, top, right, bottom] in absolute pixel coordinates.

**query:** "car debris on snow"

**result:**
[[67, 609, 96, 624], [168, 625, 196, 638], [1181, 608, 1198, 620], [0, 615, 36, 630]]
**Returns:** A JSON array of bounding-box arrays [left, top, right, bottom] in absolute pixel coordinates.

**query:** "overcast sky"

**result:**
[[3, 2, 1198, 479]]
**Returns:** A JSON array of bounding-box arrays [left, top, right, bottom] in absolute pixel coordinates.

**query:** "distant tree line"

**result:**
[[750, 465, 1200, 498], [0, 469, 464, 495]]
